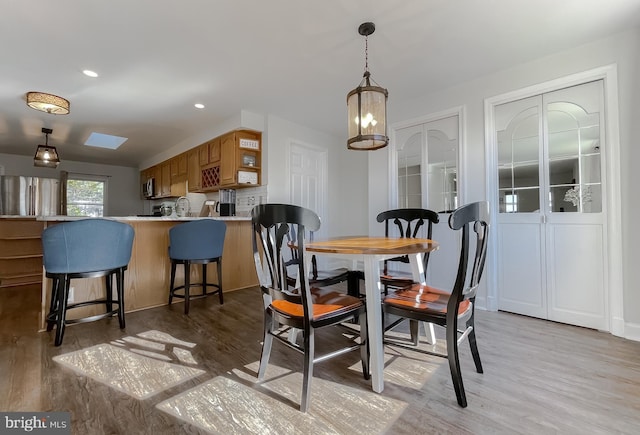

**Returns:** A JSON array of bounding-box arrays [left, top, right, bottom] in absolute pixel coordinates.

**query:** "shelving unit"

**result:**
[[0, 219, 44, 288]]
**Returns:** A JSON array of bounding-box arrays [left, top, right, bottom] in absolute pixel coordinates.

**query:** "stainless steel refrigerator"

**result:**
[[0, 175, 61, 216]]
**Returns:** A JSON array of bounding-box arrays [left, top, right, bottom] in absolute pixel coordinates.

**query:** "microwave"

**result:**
[[142, 178, 155, 199]]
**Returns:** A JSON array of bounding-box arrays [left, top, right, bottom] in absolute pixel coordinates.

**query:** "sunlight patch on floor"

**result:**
[[53, 331, 204, 399], [157, 376, 337, 434], [230, 362, 407, 434]]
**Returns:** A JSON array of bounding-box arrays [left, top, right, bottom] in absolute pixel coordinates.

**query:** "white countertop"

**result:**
[[32, 215, 251, 222]]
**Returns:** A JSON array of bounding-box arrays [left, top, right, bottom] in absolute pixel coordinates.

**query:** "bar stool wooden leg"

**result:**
[[201, 263, 207, 296], [169, 262, 177, 305], [217, 259, 224, 304], [47, 277, 60, 332], [106, 273, 113, 314], [54, 275, 71, 347], [184, 261, 191, 315], [116, 269, 126, 329]]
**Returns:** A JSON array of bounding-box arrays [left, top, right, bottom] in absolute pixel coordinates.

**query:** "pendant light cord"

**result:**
[[364, 35, 369, 74]]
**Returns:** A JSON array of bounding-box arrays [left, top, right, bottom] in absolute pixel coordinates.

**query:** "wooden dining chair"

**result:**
[[283, 226, 351, 290], [251, 203, 369, 412], [377, 208, 440, 293], [383, 201, 489, 407]]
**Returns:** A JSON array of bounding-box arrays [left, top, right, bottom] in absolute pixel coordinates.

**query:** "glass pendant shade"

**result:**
[[347, 72, 388, 150], [34, 128, 61, 168], [34, 145, 60, 168]]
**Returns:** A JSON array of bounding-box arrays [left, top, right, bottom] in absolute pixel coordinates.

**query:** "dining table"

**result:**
[[305, 236, 439, 393]]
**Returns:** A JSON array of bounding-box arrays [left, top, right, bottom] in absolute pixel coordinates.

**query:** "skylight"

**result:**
[[85, 132, 128, 150]]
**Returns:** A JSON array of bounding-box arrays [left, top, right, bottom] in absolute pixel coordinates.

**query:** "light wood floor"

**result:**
[[2, 284, 640, 434]]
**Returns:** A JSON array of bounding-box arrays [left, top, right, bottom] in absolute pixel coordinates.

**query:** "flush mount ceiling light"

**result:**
[[26, 92, 70, 115], [34, 127, 61, 168], [347, 22, 389, 150]]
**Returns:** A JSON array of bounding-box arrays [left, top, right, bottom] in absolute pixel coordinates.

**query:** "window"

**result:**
[[504, 194, 518, 213], [66, 175, 107, 217]]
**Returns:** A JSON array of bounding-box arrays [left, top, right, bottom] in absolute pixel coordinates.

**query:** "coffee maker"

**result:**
[[219, 189, 236, 216]]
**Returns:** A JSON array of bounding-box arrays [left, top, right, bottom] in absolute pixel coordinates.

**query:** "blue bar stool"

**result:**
[[168, 219, 226, 314], [42, 219, 135, 346]]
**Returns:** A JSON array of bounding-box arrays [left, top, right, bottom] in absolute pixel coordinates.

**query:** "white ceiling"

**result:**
[[1, 0, 638, 168]]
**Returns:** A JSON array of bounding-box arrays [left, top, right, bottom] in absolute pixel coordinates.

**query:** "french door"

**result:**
[[392, 110, 462, 290], [494, 80, 607, 330]]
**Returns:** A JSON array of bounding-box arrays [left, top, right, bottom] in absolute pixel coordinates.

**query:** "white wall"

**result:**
[[265, 114, 368, 237], [0, 153, 144, 216], [368, 28, 640, 329]]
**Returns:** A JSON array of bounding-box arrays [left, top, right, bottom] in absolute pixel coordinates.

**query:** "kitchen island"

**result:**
[[37, 216, 258, 329]]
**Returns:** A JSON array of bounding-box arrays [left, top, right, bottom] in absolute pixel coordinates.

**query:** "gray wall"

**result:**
[[368, 28, 640, 336], [0, 153, 144, 216]]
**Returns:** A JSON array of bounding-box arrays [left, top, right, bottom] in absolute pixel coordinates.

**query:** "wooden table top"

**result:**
[[305, 236, 439, 255]]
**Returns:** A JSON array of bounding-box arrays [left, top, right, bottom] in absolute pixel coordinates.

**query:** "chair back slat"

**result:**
[[376, 208, 440, 274]]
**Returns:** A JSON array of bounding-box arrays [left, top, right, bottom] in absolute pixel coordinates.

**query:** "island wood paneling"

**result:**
[[40, 219, 257, 328]]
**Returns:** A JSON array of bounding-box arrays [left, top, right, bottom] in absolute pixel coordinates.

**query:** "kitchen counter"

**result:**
[[36, 215, 251, 221], [39, 216, 257, 329]]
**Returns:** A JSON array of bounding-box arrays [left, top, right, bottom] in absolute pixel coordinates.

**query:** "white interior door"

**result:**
[[544, 82, 606, 328], [495, 80, 607, 330], [495, 95, 547, 318], [289, 140, 328, 239]]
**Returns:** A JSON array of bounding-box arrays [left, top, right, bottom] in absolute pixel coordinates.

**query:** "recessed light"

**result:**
[[83, 70, 99, 78], [194, 103, 205, 109]]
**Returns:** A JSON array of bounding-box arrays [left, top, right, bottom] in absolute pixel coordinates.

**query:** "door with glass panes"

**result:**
[[495, 80, 606, 330], [394, 113, 460, 290]]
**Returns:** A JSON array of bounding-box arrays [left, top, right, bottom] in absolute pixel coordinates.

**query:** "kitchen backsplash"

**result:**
[[150, 185, 268, 217], [231, 186, 268, 216]]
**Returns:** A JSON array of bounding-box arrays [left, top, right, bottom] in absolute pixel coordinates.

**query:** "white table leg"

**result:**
[[409, 253, 436, 344], [364, 256, 384, 393]]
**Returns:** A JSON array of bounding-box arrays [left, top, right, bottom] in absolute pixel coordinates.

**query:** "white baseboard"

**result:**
[[622, 321, 640, 342]]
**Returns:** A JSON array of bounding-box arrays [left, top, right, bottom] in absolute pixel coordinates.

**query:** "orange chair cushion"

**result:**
[[384, 283, 470, 316], [271, 287, 363, 321]]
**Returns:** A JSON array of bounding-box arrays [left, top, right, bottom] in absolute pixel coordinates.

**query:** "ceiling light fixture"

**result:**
[[83, 69, 99, 78], [26, 92, 70, 115], [347, 22, 388, 150], [194, 103, 205, 109], [34, 127, 61, 168]]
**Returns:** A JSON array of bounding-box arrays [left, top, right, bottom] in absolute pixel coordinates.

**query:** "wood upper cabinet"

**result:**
[[219, 133, 237, 186], [159, 161, 171, 197], [220, 130, 261, 187], [187, 148, 202, 192], [170, 153, 187, 197], [170, 153, 187, 178], [209, 138, 221, 163], [199, 142, 210, 166], [140, 129, 261, 197]]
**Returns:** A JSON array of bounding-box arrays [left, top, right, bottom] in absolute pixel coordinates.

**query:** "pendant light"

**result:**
[[347, 22, 388, 150], [34, 128, 61, 168]]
